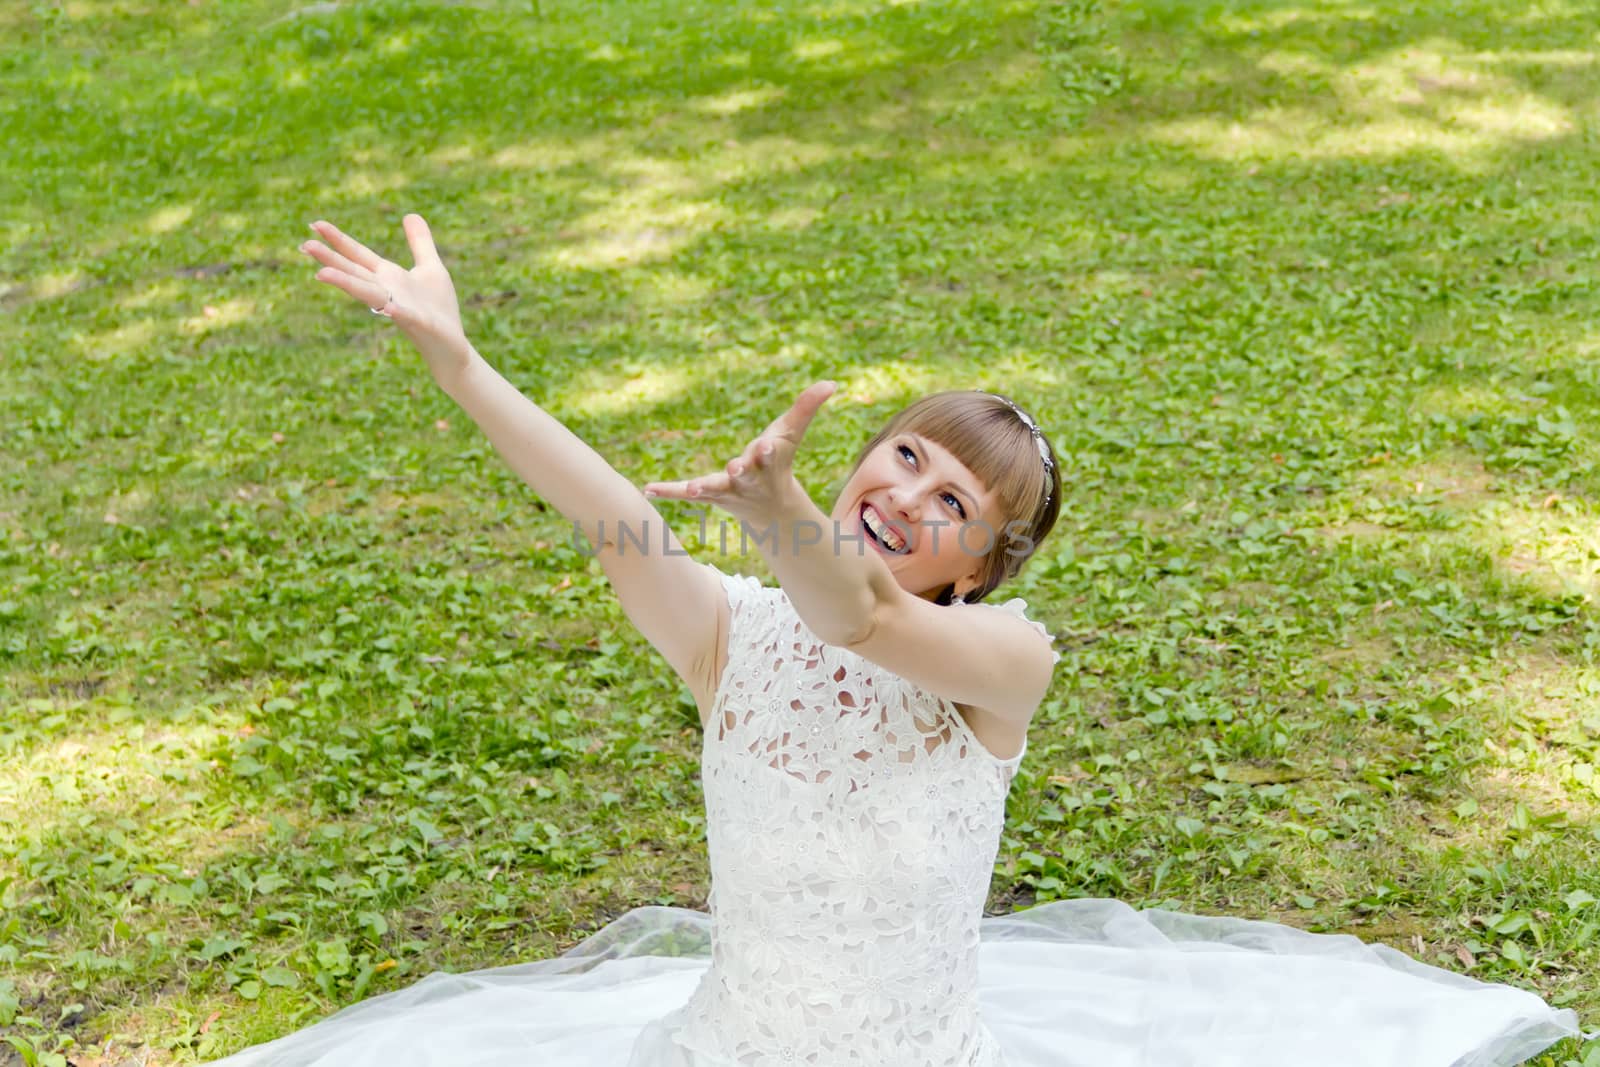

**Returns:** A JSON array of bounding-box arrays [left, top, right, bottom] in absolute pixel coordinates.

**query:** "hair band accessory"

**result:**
[[982, 392, 1055, 501]]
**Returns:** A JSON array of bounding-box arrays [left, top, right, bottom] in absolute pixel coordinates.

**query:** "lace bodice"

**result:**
[[639, 570, 1057, 1066]]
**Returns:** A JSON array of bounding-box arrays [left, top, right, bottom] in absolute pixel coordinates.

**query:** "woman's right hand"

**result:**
[[300, 214, 473, 382]]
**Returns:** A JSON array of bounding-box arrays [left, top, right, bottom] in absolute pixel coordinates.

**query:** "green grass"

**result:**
[[3, 0, 1600, 1063]]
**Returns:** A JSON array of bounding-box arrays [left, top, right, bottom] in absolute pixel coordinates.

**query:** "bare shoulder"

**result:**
[[845, 587, 1056, 726]]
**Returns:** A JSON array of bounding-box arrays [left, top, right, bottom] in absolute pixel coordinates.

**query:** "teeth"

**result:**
[[862, 505, 906, 551]]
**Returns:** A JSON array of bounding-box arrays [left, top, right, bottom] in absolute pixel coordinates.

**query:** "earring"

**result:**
[[951, 593, 966, 606]]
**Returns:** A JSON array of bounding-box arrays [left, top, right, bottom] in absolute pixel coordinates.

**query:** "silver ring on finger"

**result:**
[[370, 289, 394, 317]]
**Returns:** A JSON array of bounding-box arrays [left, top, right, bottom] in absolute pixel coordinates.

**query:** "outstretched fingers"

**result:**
[[302, 239, 374, 283], [402, 213, 442, 269], [309, 220, 385, 272], [766, 380, 838, 444], [313, 265, 390, 313], [643, 471, 732, 501], [729, 438, 774, 477], [644, 383, 838, 503]]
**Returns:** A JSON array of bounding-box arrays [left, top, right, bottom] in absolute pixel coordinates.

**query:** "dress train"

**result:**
[[207, 900, 1592, 1067]]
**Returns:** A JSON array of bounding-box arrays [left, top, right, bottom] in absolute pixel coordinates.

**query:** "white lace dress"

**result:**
[[208, 569, 1592, 1067]]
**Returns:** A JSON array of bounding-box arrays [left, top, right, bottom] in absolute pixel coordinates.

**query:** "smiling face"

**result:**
[[834, 390, 1061, 605], [830, 432, 1004, 601]]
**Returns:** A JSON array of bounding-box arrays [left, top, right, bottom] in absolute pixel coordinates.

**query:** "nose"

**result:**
[[886, 484, 923, 524]]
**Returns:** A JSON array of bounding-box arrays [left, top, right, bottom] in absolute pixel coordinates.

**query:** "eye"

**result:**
[[899, 442, 966, 517]]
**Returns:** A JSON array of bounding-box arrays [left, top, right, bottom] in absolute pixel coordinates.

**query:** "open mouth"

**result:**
[[861, 503, 909, 554]]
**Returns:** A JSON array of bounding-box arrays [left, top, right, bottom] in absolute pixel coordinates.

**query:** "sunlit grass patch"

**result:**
[[0, 691, 253, 814], [1474, 654, 1600, 811], [1147, 37, 1575, 165], [690, 85, 789, 115]]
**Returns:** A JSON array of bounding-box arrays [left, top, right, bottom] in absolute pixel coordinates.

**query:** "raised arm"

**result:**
[[300, 216, 727, 718], [645, 384, 1054, 732]]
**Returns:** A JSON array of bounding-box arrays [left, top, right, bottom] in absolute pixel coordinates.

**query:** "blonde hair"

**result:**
[[843, 391, 1061, 604]]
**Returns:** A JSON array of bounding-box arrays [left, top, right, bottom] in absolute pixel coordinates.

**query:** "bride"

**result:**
[[203, 214, 1591, 1066]]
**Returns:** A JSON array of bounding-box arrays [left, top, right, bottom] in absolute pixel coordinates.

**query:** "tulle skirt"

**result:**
[[206, 899, 1591, 1067]]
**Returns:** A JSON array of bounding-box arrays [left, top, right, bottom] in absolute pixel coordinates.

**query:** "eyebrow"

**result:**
[[907, 433, 981, 519]]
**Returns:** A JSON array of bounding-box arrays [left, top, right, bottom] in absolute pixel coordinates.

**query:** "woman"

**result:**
[[207, 215, 1588, 1065]]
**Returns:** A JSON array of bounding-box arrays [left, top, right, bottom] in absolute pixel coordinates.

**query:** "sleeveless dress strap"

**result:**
[[981, 596, 1060, 665], [711, 565, 763, 614], [710, 566, 773, 656]]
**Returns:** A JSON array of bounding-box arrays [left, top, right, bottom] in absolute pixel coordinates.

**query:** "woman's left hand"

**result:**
[[644, 381, 837, 524]]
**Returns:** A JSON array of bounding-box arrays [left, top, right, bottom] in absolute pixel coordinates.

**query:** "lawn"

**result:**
[[2, 0, 1598, 1063]]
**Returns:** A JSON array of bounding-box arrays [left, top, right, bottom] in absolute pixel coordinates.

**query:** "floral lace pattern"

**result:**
[[651, 571, 1055, 1066]]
